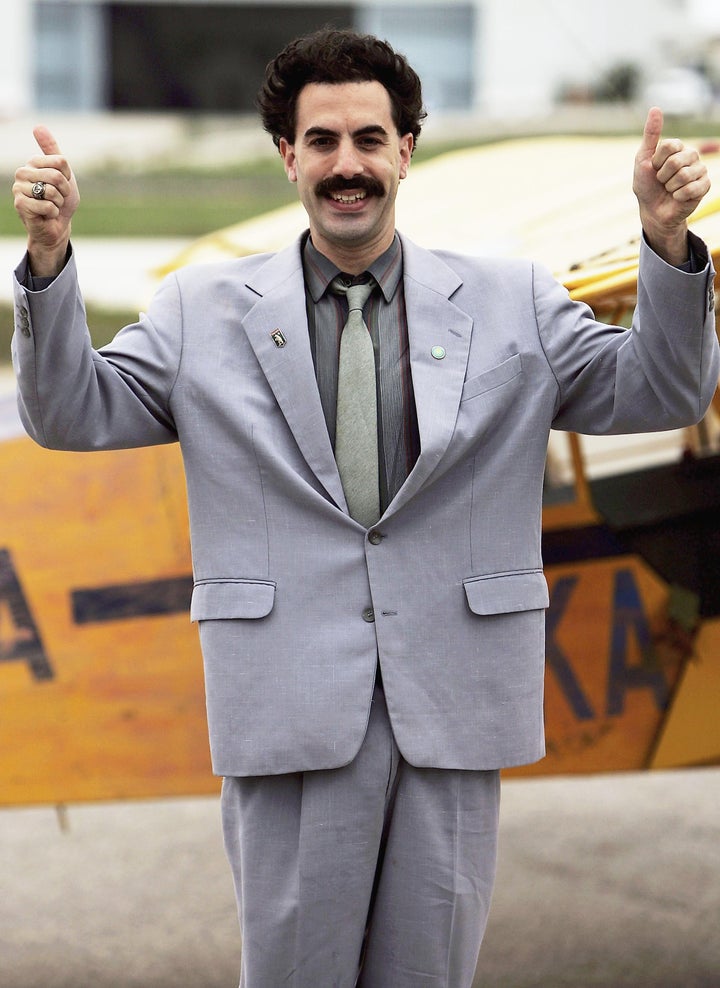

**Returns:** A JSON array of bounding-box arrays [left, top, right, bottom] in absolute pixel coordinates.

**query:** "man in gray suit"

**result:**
[[12, 28, 719, 988]]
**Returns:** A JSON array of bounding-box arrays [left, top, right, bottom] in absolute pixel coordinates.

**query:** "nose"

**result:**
[[332, 138, 363, 178]]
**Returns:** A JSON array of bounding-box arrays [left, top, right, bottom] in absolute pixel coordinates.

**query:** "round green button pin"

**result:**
[[431, 346, 446, 360]]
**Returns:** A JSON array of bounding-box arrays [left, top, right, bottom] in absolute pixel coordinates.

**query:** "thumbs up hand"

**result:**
[[12, 125, 81, 276], [632, 107, 710, 265]]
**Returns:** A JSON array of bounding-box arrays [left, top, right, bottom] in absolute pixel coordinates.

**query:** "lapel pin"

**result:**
[[431, 346, 446, 360], [270, 329, 287, 348]]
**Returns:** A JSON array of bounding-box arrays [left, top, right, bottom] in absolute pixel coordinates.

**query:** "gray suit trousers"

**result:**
[[221, 687, 501, 987]]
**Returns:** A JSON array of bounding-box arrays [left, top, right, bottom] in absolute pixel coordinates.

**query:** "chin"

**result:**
[[322, 218, 376, 243]]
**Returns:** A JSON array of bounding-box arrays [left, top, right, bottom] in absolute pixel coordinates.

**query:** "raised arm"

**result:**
[[11, 127, 181, 452]]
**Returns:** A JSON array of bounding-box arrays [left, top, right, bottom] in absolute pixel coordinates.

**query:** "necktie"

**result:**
[[331, 275, 379, 527]]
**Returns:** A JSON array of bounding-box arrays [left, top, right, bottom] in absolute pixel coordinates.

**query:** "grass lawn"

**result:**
[[0, 156, 299, 239]]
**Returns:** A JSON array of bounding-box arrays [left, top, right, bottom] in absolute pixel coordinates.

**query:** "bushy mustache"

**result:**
[[314, 176, 386, 198]]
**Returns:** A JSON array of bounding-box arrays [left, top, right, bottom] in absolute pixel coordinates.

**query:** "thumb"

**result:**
[[639, 106, 663, 157], [33, 124, 62, 156]]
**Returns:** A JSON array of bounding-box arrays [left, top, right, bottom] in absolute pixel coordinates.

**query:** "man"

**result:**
[[12, 28, 719, 988]]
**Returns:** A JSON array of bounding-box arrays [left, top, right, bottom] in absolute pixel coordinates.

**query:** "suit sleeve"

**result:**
[[538, 232, 719, 434], [12, 248, 182, 451]]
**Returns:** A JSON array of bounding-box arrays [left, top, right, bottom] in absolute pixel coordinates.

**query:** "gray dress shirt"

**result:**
[[302, 233, 420, 514]]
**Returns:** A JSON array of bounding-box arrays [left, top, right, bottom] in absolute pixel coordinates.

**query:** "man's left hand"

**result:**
[[633, 106, 710, 266]]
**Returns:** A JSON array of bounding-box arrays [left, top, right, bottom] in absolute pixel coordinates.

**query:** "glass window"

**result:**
[[357, 3, 475, 111], [34, 2, 107, 110]]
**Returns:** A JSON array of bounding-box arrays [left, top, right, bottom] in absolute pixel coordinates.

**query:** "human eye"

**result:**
[[307, 135, 335, 150], [358, 135, 383, 149]]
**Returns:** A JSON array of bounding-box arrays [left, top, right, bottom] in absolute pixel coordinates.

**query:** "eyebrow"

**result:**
[[302, 124, 391, 141]]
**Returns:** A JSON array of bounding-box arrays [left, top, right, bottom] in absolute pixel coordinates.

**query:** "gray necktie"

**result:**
[[331, 275, 379, 527]]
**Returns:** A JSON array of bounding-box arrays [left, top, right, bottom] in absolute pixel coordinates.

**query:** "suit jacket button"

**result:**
[[362, 607, 375, 623], [368, 529, 383, 545]]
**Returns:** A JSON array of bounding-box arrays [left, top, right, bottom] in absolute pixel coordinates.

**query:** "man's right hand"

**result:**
[[13, 126, 80, 277]]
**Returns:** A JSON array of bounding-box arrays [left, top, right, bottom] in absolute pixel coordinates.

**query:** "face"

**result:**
[[278, 80, 413, 270]]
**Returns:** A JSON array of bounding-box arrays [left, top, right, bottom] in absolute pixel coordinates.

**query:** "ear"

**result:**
[[278, 138, 298, 183], [399, 133, 413, 180]]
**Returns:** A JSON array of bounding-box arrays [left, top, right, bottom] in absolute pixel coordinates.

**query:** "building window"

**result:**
[[357, 3, 475, 110], [34, 1, 107, 110], [108, 4, 352, 111]]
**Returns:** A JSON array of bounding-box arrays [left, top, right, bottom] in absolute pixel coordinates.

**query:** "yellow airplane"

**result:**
[[2, 136, 719, 806]]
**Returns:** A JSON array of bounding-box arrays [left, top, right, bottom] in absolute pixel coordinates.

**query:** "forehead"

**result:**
[[295, 80, 396, 135]]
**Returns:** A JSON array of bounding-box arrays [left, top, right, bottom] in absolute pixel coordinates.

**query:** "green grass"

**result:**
[[0, 156, 299, 238]]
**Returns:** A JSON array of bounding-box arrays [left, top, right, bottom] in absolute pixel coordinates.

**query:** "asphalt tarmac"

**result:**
[[2, 767, 719, 988]]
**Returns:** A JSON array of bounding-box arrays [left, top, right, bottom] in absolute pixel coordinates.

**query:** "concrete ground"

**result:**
[[2, 767, 719, 988]]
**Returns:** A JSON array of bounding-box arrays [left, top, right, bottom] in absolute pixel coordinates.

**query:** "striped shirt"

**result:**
[[302, 233, 420, 513]]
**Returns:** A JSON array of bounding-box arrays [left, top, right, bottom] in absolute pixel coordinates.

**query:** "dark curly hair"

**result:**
[[257, 28, 426, 152]]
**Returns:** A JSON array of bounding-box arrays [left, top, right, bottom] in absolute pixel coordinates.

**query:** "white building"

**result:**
[[0, 0, 714, 119]]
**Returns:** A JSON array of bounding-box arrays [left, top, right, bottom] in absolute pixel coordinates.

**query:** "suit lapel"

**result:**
[[241, 241, 348, 511], [385, 236, 473, 516], [239, 235, 473, 520]]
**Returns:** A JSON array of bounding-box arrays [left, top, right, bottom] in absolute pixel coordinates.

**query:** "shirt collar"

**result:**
[[302, 233, 403, 304]]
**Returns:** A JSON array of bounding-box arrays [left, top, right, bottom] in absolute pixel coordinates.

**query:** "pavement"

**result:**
[[2, 768, 719, 988]]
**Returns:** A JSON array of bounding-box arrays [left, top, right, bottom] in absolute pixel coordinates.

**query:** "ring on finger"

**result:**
[[31, 181, 46, 200]]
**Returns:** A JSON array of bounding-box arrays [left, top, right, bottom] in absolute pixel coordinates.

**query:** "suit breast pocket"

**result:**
[[461, 353, 522, 402]]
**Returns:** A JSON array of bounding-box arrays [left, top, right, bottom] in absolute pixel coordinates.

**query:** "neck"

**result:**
[[310, 229, 395, 275]]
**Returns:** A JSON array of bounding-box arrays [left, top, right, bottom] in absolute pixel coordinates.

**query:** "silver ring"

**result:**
[[31, 181, 46, 200]]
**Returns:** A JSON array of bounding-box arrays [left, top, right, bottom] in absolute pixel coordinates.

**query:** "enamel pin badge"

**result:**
[[271, 329, 287, 348]]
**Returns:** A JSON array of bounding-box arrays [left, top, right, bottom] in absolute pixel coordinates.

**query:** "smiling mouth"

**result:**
[[330, 190, 367, 204]]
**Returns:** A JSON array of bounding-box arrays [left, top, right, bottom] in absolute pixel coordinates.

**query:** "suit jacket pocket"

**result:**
[[463, 570, 548, 615], [190, 579, 276, 621], [461, 352, 522, 402]]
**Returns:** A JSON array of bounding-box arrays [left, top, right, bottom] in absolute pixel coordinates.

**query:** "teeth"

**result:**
[[331, 191, 366, 203]]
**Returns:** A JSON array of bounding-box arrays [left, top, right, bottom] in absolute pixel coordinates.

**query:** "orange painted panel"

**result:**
[[0, 435, 216, 805], [506, 557, 687, 778], [651, 619, 720, 768]]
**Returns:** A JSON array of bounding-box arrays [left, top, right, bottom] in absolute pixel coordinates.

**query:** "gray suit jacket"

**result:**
[[12, 232, 719, 776]]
